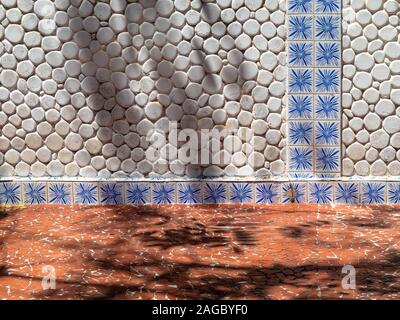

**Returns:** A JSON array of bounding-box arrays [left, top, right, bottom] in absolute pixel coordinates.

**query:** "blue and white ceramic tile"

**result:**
[[73, 182, 98, 204], [229, 183, 254, 204], [315, 147, 340, 172], [152, 183, 176, 204], [0, 182, 21, 205], [309, 182, 333, 204], [315, 121, 340, 145], [361, 182, 386, 205], [288, 42, 313, 67], [315, 42, 340, 67], [177, 182, 202, 204], [315, 68, 340, 93], [23, 182, 47, 205], [289, 68, 313, 93], [315, 95, 340, 120], [335, 182, 359, 204], [256, 183, 280, 204], [203, 182, 228, 204], [387, 183, 400, 204], [282, 183, 307, 204], [288, 146, 313, 171], [126, 183, 150, 205], [288, 95, 313, 119], [288, 16, 313, 40], [288, 121, 313, 145], [288, 0, 313, 13], [315, 0, 341, 13], [288, 3, 340, 176], [48, 182, 72, 204], [99, 183, 124, 205], [314, 15, 340, 40]]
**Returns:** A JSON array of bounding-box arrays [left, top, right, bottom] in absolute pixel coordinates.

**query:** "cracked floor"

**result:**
[[1, 204, 400, 299]]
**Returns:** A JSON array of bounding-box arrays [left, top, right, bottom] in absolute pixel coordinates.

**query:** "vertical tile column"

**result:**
[[287, 0, 341, 178]]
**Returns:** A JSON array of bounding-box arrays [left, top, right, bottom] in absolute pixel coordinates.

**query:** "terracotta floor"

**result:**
[[0, 204, 400, 300]]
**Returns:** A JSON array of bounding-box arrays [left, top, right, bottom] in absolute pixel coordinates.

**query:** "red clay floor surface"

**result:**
[[0, 204, 400, 300]]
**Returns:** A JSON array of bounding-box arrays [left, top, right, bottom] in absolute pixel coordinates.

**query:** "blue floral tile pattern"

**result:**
[[315, 69, 340, 93], [335, 183, 359, 204], [388, 183, 400, 204], [361, 183, 386, 205], [288, 95, 313, 119], [74, 182, 98, 204], [315, 147, 340, 172], [289, 146, 313, 171], [287, 2, 340, 176], [288, 16, 313, 40], [177, 183, 201, 204], [0, 182, 21, 205], [288, 0, 313, 13], [315, 15, 340, 40], [288, 42, 313, 67], [289, 121, 313, 145], [315, 95, 339, 120], [256, 183, 280, 204], [203, 183, 227, 204], [152, 183, 175, 204], [315, 0, 340, 13], [230, 183, 253, 203], [99, 183, 124, 205], [126, 183, 150, 205], [24, 182, 46, 204], [289, 68, 313, 93], [282, 183, 307, 204], [48, 183, 72, 204], [309, 182, 333, 204], [315, 121, 339, 145], [315, 42, 340, 67]]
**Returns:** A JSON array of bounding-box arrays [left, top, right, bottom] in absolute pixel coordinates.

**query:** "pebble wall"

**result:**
[[0, 0, 287, 179], [342, 0, 400, 177]]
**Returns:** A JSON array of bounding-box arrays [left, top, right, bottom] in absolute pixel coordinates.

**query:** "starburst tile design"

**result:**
[[315, 16, 340, 40], [315, 147, 340, 172], [48, 183, 72, 204], [315, 121, 339, 145], [288, 147, 313, 171], [288, 95, 313, 119], [388, 183, 400, 204], [315, 0, 340, 13], [288, 0, 313, 13], [315, 42, 340, 67], [288, 16, 313, 40], [288, 42, 313, 67], [177, 183, 201, 204], [152, 183, 175, 204], [23, 182, 46, 204], [126, 183, 150, 205], [0, 182, 21, 205], [335, 183, 359, 204], [315, 95, 339, 120], [229, 183, 253, 203], [74, 182, 98, 204], [361, 183, 386, 205], [282, 183, 307, 204], [287, 2, 340, 175], [203, 183, 227, 204], [100, 183, 124, 205], [289, 68, 313, 93], [256, 183, 280, 204], [309, 182, 333, 204], [289, 121, 313, 145]]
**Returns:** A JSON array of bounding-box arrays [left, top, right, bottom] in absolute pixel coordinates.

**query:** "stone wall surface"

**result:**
[[0, 0, 287, 179], [342, 0, 400, 177]]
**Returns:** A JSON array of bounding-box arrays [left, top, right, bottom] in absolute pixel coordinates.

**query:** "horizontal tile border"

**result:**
[[1, 179, 400, 206]]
